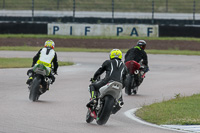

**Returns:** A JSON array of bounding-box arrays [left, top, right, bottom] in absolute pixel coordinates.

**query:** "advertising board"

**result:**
[[48, 23, 159, 37]]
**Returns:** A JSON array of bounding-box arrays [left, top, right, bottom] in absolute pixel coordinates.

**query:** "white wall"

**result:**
[[48, 23, 159, 37]]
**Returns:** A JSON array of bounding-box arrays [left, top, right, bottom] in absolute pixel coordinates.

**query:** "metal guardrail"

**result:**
[[0, 0, 199, 24]]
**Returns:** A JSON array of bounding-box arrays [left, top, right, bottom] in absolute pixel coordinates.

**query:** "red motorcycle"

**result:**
[[125, 60, 146, 95]]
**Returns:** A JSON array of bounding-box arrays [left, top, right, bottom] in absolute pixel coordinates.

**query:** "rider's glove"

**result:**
[[144, 67, 149, 73], [140, 66, 149, 73]]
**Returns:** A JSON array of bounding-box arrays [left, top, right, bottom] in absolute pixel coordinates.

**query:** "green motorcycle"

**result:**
[[29, 64, 54, 102]]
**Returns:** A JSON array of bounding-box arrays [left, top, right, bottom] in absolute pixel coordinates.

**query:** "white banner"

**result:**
[[48, 23, 159, 37]]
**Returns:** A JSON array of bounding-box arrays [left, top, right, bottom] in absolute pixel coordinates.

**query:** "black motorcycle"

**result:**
[[86, 80, 123, 125]]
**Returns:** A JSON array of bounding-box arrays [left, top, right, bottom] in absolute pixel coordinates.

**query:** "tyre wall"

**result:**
[[0, 23, 47, 34], [159, 25, 200, 37]]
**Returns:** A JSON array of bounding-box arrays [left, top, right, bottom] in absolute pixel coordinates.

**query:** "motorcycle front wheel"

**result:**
[[29, 76, 41, 102], [96, 95, 114, 125]]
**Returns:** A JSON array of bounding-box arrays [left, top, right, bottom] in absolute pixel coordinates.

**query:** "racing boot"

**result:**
[[26, 69, 34, 85], [133, 86, 138, 94], [86, 85, 97, 108], [26, 77, 33, 85]]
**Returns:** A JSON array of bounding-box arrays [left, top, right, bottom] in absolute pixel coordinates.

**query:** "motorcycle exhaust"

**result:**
[[134, 70, 139, 74]]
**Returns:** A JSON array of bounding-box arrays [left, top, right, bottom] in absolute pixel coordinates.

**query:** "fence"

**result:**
[[0, 0, 200, 24]]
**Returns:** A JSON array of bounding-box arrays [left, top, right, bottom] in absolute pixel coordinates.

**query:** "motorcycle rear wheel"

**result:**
[[96, 95, 114, 125], [125, 75, 133, 95], [29, 77, 41, 102]]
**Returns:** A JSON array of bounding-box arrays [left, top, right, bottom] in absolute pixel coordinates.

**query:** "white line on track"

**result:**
[[124, 108, 197, 133]]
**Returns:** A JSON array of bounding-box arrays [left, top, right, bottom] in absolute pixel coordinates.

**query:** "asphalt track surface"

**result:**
[[1, 51, 200, 133]]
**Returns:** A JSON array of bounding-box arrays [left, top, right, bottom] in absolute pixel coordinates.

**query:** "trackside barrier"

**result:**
[[1, 22, 200, 37], [0, 23, 47, 34], [48, 23, 159, 37]]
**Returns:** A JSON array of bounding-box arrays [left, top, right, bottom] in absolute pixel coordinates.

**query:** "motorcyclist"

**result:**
[[87, 49, 127, 112], [124, 40, 149, 87], [26, 40, 58, 91]]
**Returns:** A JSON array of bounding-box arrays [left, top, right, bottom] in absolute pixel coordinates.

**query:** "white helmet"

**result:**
[[44, 40, 55, 49]]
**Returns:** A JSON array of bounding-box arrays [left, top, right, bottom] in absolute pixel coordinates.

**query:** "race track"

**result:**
[[0, 51, 200, 133]]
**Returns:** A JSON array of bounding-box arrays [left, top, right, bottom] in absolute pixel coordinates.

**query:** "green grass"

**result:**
[[0, 58, 73, 68], [1, 34, 200, 42], [146, 49, 200, 56], [0, 0, 199, 13], [0, 46, 113, 52], [136, 94, 200, 125]]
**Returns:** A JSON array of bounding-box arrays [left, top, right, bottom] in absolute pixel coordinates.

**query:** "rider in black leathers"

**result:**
[[87, 49, 127, 109], [124, 40, 149, 87]]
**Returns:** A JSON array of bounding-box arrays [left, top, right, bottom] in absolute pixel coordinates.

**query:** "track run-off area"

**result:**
[[0, 51, 200, 133]]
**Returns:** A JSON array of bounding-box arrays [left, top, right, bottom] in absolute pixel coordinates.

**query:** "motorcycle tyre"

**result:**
[[125, 75, 132, 95], [133, 86, 138, 95], [96, 95, 114, 125], [86, 109, 94, 123], [29, 76, 41, 102]]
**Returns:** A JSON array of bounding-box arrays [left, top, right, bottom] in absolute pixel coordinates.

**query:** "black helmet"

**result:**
[[137, 40, 146, 50]]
